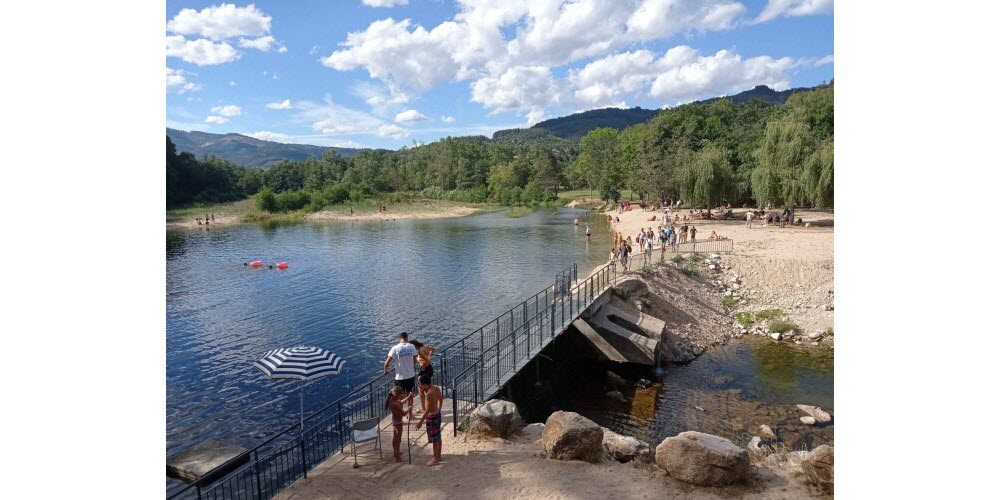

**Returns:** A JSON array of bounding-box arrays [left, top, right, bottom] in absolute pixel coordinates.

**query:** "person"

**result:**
[[196, 218, 202, 225], [585, 225, 591, 241], [679, 224, 688, 243], [746, 210, 754, 229], [385, 386, 410, 462], [383, 332, 418, 414], [410, 340, 436, 414], [414, 373, 443, 466], [689, 225, 697, 241], [619, 240, 630, 271], [211, 214, 215, 222], [574, 218, 579, 226], [709, 231, 719, 241], [643, 235, 652, 265]]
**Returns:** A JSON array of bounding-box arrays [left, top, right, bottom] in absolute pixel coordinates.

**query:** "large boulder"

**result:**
[[521, 422, 545, 439], [468, 399, 523, 438], [796, 404, 832, 423], [801, 445, 834, 494], [601, 427, 650, 463], [541, 411, 604, 462], [655, 431, 750, 486]]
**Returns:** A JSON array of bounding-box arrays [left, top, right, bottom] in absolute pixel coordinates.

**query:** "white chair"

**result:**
[[351, 417, 382, 468]]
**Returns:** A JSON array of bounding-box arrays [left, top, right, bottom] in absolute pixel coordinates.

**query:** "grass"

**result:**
[[768, 320, 799, 334], [688, 252, 706, 262], [638, 265, 654, 277], [679, 265, 699, 277], [722, 295, 738, 308], [735, 312, 755, 327], [825, 326, 834, 337], [670, 254, 685, 264], [755, 308, 785, 321]]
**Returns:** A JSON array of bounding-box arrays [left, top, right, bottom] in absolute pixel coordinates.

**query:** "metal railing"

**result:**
[[671, 238, 734, 254], [167, 261, 618, 500], [443, 261, 618, 435]]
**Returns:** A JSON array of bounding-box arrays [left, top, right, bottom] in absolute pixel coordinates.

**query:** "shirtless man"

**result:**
[[414, 374, 443, 466]]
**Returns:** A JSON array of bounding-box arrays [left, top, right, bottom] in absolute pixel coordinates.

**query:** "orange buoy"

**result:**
[[275, 261, 289, 269], [250, 260, 264, 267]]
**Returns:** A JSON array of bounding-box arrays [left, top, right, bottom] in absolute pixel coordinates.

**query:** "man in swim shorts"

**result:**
[[384, 332, 418, 413], [414, 373, 443, 466]]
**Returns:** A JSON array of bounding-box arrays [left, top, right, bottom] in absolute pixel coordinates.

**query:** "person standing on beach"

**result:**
[[689, 225, 697, 242], [414, 374, 443, 466], [643, 235, 652, 265], [746, 210, 753, 229], [680, 224, 688, 244], [410, 340, 436, 414], [383, 332, 418, 414], [385, 386, 409, 462]]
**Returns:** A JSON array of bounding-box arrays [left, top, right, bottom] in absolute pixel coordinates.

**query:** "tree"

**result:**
[[677, 146, 733, 208], [532, 147, 563, 195], [576, 128, 620, 198]]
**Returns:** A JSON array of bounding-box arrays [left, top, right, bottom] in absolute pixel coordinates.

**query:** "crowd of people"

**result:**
[[195, 213, 215, 225]]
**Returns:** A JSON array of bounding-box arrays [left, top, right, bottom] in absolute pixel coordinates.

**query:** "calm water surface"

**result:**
[[166, 209, 611, 455]]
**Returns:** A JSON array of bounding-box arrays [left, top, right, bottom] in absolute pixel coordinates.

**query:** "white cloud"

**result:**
[[211, 104, 242, 117], [394, 109, 428, 123], [309, 44, 321, 55], [246, 131, 297, 143], [205, 115, 229, 124], [266, 99, 293, 110], [166, 35, 239, 65], [755, 0, 833, 23], [441, 115, 456, 123], [649, 48, 794, 104], [470, 66, 563, 125], [298, 95, 394, 137], [229, 80, 237, 86], [166, 67, 203, 94], [167, 3, 271, 41], [378, 124, 409, 139], [570, 50, 658, 106], [238, 35, 286, 52], [331, 140, 367, 148], [362, 0, 409, 7], [626, 0, 746, 40]]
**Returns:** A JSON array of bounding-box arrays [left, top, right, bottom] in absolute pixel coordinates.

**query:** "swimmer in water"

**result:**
[[574, 218, 579, 226]]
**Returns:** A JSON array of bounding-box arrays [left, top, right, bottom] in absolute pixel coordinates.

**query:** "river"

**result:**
[[166, 208, 612, 457]]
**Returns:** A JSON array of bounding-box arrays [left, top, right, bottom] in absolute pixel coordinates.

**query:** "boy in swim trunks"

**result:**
[[385, 386, 410, 462], [414, 373, 443, 466]]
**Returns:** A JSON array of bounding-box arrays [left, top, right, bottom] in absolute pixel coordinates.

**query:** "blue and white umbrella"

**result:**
[[254, 346, 345, 435]]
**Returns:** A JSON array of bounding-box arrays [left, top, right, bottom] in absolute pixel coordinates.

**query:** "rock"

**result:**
[[747, 436, 762, 454], [541, 411, 604, 462], [636, 378, 653, 389], [606, 390, 627, 403], [796, 404, 832, 423], [769, 332, 783, 340], [166, 441, 250, 484], [800, 416, 816, 425], [605, 370, 628, 388], [801, 445, 834, 494], [806, 330, 825, 340], [602, 427, 651, 463], [521, 422, 545, 438], [468, 399, 523, 438], [811, 341, 820, 346], [757, 425, 776, 439], [824, 304, 834, 311], [655, 431, 750, 486]]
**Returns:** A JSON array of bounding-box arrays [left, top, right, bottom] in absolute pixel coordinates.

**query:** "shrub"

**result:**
[[722, 295, 738, 308], [256, 188, 278, 213], [275, 190, 311, 211], [322, 183, 350, 205], [735, 312, 754, 327], [670, 254, 685, 264], [680, 265, 699, 277], [768, 320, 799, 334], [755, 309, 785, 321]]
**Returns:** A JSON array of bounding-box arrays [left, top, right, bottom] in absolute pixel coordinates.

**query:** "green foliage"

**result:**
[[768, 320, 799, 334], [670, 254, 685, 264], [678, 146, 733, 208], [722, 295, 738, 308], [756, 309, 785, 320], [255, 188, 278, 213], [275, 190, 311, 212], [825, 326, 834, 337], [680, 265, 699, 277], [735, 312, 754, 327]]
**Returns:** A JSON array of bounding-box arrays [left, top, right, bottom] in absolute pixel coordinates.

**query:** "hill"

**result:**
[[492, 84, 819, 147], [166, 128, 359, 168]]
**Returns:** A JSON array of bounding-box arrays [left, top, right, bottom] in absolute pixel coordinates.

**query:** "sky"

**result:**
[[165, 0, 833, 149]]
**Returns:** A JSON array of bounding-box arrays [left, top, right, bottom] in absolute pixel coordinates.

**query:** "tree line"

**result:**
[[166, 82, 832, 212]]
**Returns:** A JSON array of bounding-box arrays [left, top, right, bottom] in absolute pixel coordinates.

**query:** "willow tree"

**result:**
[[677, 146, 733, 208], [751, 119, 814, 208], [801, 138, 834, 208]]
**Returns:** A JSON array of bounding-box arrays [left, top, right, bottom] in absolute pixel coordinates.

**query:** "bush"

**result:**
[[755, 309, 785, 321], [735, 312, 754, 327], [722, 295, 738, 308], [256, 188, 278, 213], [275, 190, 311, 211], [680, 265, 699, 277], [768, 320, 799, 334], [322, 183, 350, 205]]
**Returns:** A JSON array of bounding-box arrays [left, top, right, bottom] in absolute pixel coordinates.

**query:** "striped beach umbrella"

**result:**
[[254, 346, 345, 435]]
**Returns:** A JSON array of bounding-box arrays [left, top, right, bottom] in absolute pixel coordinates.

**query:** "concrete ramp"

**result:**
[[603, 303, 666, 340], [587, 315, 658, 365], [571, 319, 629, 363]]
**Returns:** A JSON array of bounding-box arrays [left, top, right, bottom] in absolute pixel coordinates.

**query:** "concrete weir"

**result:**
[[569, 286, 664, 366]]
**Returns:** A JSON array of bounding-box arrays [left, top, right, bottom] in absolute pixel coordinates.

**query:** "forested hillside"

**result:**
[[167, 129, 359, 168], [168, 83, 833, 211]]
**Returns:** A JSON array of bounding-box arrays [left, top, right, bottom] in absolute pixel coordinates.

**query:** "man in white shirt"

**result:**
[[384, 331, 418, 413]]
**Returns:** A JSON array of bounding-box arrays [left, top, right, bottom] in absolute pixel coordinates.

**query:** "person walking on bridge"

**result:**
[[384, 332, 418, 415]]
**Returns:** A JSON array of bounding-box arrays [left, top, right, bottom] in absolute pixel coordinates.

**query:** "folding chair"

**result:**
[[351, 417, 382, 468]]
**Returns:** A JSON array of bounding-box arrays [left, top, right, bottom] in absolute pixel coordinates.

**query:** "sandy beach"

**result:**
[[605, 206, 834, 337], [306, 204, 482, 222], [166, 214, 241, 229]]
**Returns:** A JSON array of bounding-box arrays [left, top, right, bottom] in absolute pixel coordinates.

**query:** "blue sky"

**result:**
[[166, 1, 832, 149]]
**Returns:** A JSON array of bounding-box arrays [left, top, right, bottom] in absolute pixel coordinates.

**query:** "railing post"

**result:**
[[300, 433, 308, 479], [548, 288, 554, 337], [479, 350, 485, 403], [452, 379, 459, 437], [337, 402, 345, 454], [254, 449, 262, 499], [196, 484, 202, 500]]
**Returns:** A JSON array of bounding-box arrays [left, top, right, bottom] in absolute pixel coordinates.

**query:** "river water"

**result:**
[[166, 208, 612, 456]]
